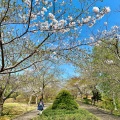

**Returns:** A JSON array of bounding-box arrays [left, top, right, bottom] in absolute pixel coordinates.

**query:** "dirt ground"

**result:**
[[12, 102, 120, 120]]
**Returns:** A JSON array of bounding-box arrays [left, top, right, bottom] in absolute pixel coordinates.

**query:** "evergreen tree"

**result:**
[[52, 90, 79, 110]]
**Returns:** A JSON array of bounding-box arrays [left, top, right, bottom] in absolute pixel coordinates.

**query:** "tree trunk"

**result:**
[[36, 96, 38, 104], [0, 97, 4, 116], [41, 87, 44, 100], [41, 92, 44, 100], [28, 95, 32, 105]]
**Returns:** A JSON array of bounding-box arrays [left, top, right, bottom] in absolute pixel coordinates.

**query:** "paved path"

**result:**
[[12, 109, 39, 120], [78, 102, 120, 120], [12, 103, 51, 120], [12, 102, 120, 120]]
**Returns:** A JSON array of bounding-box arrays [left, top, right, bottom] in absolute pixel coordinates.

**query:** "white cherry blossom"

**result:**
[[49, 13, 55, 20], [105, 7, 111, 13], [42, 7, 47, 12], [68, 16, 73, 21], [104, 22, 107, 25], [41, 11, 45, 15], [93, 7, 99, 13], [52, 19, 58, 24]]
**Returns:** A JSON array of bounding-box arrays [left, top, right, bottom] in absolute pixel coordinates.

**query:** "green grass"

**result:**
[[0, 103, 36, 120], [33, 107, 99, 120], [97, 101, 120, 116]]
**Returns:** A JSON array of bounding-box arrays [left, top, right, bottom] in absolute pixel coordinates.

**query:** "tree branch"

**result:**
[[3, 0, 33, 45], [0, 25, 5, 72], [0, 60, 45, 74], [0, 0, 11, 24]]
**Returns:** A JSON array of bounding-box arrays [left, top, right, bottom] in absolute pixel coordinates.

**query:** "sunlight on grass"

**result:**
[[0, 103, 36, 120]]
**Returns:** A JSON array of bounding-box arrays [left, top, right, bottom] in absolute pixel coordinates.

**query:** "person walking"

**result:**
[[37, 98, 44, 115]]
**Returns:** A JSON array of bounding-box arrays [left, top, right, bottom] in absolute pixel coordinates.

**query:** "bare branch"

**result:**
[[0, 60, 45, 74]]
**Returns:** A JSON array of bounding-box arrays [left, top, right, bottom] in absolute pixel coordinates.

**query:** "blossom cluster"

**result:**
[[23, 1, 111, 33], [102, 25, 120, 39], [94, 7, 110, 20], [105, 60, 114, 64], [88, 25, 120, 47]]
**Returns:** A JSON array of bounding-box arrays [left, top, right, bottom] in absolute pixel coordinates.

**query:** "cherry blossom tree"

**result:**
[[0, 73, 29, 115], [92, 25, 120, 61], [77, 25, 120, 112], [0, 0, 110, 74], [0, 0, 111, 115], [22, 62, 61, 104]]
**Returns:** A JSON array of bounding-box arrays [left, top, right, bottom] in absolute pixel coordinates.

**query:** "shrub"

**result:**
[[33, 108, 99, 120], [52, 90, 79, 110]]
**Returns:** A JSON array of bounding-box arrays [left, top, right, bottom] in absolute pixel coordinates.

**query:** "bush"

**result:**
[[52, 90, 79, 110], [33, 108, 99, 120], [33, 90, 99, 120]]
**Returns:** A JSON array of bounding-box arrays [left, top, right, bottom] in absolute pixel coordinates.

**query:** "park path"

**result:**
[[12, 102, 120, 120], [12, 109, 39, 120], [12, 103, 51, 120], [78, 102, 120, 120]]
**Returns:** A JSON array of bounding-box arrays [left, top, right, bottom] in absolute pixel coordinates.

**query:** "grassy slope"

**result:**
[[0, 103, 36, 120]]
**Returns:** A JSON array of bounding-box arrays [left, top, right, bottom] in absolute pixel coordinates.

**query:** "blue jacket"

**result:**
[[38, 101, 44, 110]]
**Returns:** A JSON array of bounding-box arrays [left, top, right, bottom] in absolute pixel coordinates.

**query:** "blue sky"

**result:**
[[96, 0, 120, 27], [60, 63, 79, 79], [14, 0, 120, 79], [60, 0, 120, 79]]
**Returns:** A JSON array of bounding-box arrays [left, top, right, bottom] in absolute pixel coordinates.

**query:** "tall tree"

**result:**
[[0, 0, 110, 115], [0, 0, 111, 73], [91, 36, 120, 112]]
